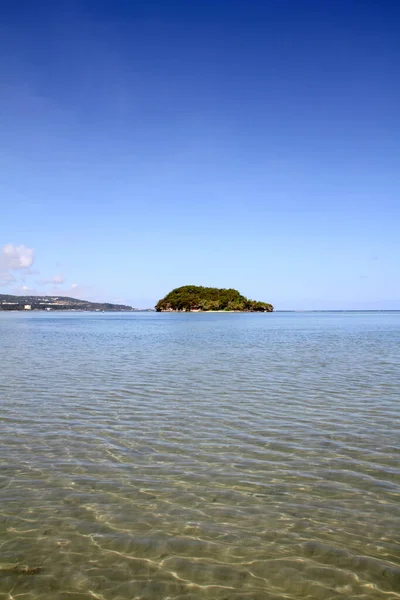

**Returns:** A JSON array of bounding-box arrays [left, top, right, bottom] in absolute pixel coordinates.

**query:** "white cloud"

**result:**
[[0, 244, 34, 269], [71, 283, 78, 289], [0, 244, 34, 286]]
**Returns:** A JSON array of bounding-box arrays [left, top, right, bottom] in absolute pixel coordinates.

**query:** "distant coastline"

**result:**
[[1, 293, 397, 314], [0, 294, 136, 312]]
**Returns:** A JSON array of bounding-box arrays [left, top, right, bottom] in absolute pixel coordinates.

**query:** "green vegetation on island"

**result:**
[[155, 286, 273, 312]]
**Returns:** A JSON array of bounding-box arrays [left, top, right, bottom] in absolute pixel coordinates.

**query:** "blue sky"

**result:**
[[1, 0, 399, 309]]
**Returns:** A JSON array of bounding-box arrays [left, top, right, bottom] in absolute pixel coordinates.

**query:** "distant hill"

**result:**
[[0, 294, 135, 312], [155, 286, 273, 312]]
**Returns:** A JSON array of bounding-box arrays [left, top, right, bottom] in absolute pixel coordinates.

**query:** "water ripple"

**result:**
[[0, 311, 399, 599]]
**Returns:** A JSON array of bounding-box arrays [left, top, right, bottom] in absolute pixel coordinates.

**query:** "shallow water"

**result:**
[[0, 311, 399, 600]]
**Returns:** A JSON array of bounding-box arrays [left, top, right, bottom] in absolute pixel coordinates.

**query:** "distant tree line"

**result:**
[[155, 286, 274, 312]]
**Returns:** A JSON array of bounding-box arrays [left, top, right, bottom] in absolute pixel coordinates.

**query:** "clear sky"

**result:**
[[1, 0, 399, 309]]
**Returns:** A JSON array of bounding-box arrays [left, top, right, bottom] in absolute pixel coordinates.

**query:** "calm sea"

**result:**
[[1, 311, 399, 600]]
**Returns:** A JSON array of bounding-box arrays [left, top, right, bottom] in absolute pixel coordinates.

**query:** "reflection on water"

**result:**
[[0, 311, 399, 600]]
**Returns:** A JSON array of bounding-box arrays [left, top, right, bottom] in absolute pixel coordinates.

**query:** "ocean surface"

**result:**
[[0, 311, 399, 600]]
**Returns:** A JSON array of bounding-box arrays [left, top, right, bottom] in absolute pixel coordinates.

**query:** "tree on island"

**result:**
[[155, 286, 273, 312]]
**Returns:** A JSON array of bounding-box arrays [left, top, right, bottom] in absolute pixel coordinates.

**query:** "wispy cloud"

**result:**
[[41, 283, 100, 301], [0, 244, 34, 269], [11, 284, 37, 294], [0, 245, 105, 301], [0, 244, 35, 286], [0, 271, 16, 286], [39, 274, 65, 285]]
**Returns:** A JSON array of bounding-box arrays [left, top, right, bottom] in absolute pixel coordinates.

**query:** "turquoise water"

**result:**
[[0, 311, 399, 600]]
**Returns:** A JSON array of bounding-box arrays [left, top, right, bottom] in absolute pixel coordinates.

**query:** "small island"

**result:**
[[155, 286, 273, 312]]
